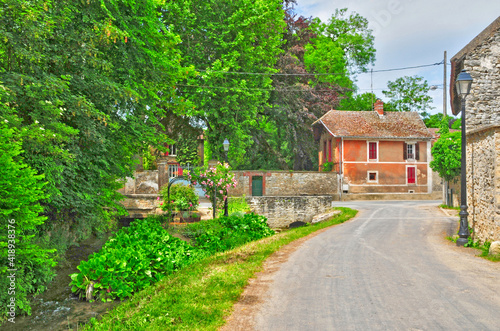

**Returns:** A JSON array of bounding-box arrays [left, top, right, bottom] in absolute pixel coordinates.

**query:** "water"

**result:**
[[2, 233, 122, 330]]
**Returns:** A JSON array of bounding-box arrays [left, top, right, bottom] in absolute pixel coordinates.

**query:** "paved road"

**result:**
[[254, 201, 500, 331]]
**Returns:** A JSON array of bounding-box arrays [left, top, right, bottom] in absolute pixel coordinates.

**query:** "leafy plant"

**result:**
[[191, 213, 274, 253], [69, 217, 204, 301], [160, 184, 199, 212], [322, 161, 334, 172], [0, 118, 56, 319]]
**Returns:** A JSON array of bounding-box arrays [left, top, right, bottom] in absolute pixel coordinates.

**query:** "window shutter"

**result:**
[[403, 143, 407, 160], [415, 143, 420, 160]]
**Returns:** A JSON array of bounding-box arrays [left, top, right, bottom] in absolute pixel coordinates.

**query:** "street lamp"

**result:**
[[223, 138, 230, 216], [455, 69, 473, 246]]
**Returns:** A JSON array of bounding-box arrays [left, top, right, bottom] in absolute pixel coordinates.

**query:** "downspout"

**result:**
[[340, 137, 344, 201]]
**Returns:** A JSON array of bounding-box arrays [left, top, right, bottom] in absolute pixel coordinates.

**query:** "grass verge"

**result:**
[[84, 207, 357, 330]]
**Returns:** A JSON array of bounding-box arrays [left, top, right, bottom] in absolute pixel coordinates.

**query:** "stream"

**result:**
[[2, 220, 136, 330]]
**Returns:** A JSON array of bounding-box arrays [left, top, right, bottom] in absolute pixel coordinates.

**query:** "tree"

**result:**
[[161, 0, 286, 167], [242, 5, 376, 170], [430, 123, 461, 183], [382, 75, 434, 116], [339, 92, 378, 111], [0, 0, 189, 234], [0, 91, 56, 317]]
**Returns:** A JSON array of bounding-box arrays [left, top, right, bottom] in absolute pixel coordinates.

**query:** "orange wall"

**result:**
[[344, 140, 367, 161]]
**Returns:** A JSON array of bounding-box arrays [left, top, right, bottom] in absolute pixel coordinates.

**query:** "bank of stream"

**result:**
[[2, 220, 138, 330]]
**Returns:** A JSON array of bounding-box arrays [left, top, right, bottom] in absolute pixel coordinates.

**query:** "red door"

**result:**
[[407, 167, 416, 184]]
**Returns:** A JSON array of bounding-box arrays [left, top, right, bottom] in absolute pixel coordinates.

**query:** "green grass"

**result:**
[[84, 207, 357, 330], [439, 204, 460, 210]]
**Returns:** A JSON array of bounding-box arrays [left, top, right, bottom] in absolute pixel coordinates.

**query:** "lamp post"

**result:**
[[223, 138, 230, 216], [455, 69, 473, 246]]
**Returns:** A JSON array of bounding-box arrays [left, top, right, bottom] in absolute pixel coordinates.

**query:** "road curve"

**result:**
[[251, 201, 500, 331]]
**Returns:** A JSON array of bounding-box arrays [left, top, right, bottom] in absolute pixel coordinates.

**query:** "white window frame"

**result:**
[[367, 171, 378, 183], [367, 141, 379, 162], [406, 142, 416, 160]]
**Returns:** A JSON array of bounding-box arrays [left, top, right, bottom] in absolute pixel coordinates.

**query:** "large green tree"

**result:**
[[430, 124, 461, 182], [382, 75, 434, 116], [248, 6, 376, 170], [0, 0, 189, 241], [338, 92, 378, 111], [161, 0, 286, 166]]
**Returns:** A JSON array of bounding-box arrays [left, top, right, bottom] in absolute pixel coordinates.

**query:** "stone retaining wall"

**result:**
[[467, 126, 500, 243], [247, 196, 333, 228], [230, 171, 339, 198]]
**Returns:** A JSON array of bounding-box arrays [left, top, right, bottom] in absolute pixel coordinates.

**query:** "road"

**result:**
[[250, 201, 500, 330]]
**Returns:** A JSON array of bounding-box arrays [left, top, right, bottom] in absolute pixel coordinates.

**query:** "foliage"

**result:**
[[382, 75, 434, 116], [69, 217, 203, 302], [83, 207, 357, 330], [430, 130, 461, 182], [187, 162, 237, 212], [174, 133, 200, 166], [0, 0, 191, 247], [245, 5, 376, 170], [0, 116, 56, 318], [162, 0, 286, 166], [423, 113, 458, 129], [160, 184, 199, 212], [142, 148, 157, 171], [339, 92, 378, 111], [193, 213, 275, 253], [226, 196, 252, 217], [322, 161, 335, 172]]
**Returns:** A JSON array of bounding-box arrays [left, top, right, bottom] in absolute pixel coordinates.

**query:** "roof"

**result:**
[[450, 16, 500, 115], [312, 110, 433, 140]]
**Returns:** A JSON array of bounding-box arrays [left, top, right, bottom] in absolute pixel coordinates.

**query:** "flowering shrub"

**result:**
[[159, 183, 199, 212], [186, 162, 237, 211]]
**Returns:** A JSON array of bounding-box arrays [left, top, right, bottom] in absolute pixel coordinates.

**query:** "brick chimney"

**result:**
[[374, 99, 384, 116]]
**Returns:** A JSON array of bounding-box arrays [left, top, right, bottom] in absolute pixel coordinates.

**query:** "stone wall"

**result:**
[[463, 29, 500, 131], [118, 170, 159, 195], [247, 196, 333, 228], [120, 194, 161, 219], [467, 126, 500, 243], [229, 171, 339, 198]]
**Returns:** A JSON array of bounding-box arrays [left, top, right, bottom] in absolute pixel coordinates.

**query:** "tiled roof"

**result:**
[[313, 110, 434, 139]]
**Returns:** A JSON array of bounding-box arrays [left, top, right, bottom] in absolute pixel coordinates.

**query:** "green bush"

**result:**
[[69, 217, 204, 301], [0, 119, 56, 320], [192, 213, 274, 253], [160, 183, 199, 211]]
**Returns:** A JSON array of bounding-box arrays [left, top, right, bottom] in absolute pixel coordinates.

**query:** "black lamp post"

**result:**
[[223, 138, 230, 216], [455, 69, 473, 246]]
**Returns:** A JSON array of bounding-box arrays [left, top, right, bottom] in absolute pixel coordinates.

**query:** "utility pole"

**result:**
[[443, 51, 447, 117]]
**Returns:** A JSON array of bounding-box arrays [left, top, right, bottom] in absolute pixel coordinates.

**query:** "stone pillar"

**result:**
[[157, 157, 168, 192]]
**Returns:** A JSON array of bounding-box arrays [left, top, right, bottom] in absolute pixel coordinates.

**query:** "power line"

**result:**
[[195, 61, 443, 77]]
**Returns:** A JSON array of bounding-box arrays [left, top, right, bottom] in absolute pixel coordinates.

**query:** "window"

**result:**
[[368, 142, 378, 160], [404, 142, 419, 160], [367, 171, 378, 183], [407, 166, 416, 184], [168, 144, 177, 156]]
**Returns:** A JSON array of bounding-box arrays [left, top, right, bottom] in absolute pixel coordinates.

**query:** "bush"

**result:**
[[0, 119, 56, 320], [191, 213, 274, 253], [160, 183, 199, 212], [69, 217, 204, 301]]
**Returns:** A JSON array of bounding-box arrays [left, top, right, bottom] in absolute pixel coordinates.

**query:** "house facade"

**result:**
[[450, 16, 500, 243], [312, 100, 434, 195]]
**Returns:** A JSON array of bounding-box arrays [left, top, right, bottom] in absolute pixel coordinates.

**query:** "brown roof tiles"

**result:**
[[312, 110, 433, 139]]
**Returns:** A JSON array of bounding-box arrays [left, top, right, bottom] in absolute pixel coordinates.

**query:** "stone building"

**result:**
[[450, 16, 500, 243]]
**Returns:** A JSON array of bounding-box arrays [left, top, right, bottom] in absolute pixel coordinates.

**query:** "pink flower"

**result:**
[[160, 202, 163, 205], [156, 196, 160, 200]]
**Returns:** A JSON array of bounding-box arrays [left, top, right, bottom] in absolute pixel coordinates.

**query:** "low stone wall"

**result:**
[[230, 171, 339, 197], [119, 171, 159, 195], [120, 194, 161, 219], [247, 196, 333, 228], [467, 126, 500, 243]]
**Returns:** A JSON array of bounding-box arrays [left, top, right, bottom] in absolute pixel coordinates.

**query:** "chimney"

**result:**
[[374, 99, 384, 116]]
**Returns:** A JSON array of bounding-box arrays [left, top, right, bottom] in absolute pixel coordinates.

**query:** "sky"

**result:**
[[294, 0, 500, 116]]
